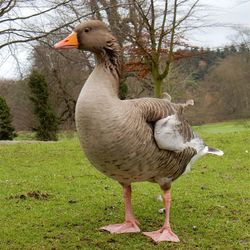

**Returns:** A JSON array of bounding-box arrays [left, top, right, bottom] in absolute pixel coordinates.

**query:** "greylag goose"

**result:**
[[54, 20, 223, 243]]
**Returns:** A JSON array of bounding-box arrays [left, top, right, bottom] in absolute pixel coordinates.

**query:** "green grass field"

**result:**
[[0, 121, 249, 249]]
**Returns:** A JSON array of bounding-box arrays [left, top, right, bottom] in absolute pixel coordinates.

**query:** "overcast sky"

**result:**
[[0, 0, 249, 79], [191, 0, 250, 47]]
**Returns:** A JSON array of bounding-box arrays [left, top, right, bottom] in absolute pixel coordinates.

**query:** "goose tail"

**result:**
[[207, 147, 224, 156]]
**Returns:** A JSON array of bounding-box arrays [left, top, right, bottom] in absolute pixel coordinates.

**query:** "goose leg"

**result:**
[[100, 185, 140, 233], [143, 190, 180, 242]]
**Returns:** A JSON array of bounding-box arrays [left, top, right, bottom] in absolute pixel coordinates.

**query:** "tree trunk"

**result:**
[[152, 62, 163, 98], [153, 77, 163, 98]]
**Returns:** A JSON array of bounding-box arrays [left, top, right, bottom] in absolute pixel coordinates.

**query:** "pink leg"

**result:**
[[100, 185, 140, 234], [143, 190, 180, 242]]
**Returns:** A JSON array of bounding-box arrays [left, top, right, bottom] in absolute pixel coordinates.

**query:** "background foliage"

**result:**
[[28, 70, 59, 141], [0, 96, 15, 140]]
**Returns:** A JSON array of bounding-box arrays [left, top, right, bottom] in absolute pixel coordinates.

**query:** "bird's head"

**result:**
[[54, 20, 117, 53]]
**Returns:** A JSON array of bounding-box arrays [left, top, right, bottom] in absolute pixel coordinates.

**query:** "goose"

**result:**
[[54, 20, 223, 242]]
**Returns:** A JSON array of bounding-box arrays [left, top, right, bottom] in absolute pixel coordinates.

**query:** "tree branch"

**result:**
[[157, 0, 169, 53], [0, 0, 16, 17], [0, 0, 73, 24], [160, 0, 178, 80]]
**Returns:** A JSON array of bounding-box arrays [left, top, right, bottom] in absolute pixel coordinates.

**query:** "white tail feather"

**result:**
[[208, 147, 224, 156]]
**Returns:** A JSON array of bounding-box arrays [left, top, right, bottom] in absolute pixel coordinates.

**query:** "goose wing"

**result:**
[[129, 97, 195, 142], [129, 97, 176, 122], [123, 97, 197, 180]]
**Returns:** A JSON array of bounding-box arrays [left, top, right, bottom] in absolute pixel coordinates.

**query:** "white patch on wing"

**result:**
[[154, 114, 224, 176], [155, 115, 205, 154], [185, 137, 205, 152], [154, 115, 186, 152]]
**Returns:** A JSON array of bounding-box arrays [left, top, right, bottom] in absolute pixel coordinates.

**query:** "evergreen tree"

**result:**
[[239, 43, 248, 53], [223, 46, 230, 57], [0, 96, 15, 140], [216, 48, 222, 58], [28, 70, 59, 141], [119, 81, 128, 100], [230, 45, 237, 54]]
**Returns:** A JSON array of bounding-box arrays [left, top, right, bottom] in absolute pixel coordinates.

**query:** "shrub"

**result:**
[[28, 70, 59, 141], [0, 96, 15, 140]]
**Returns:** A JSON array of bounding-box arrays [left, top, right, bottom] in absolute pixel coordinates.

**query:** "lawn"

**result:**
[[0, 121, 249, 249]]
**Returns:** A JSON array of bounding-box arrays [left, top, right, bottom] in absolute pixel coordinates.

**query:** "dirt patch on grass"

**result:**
[[8, 191, 50, 200]]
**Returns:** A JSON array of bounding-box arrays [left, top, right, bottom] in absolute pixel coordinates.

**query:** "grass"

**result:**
[[0, 121, 249, 249]]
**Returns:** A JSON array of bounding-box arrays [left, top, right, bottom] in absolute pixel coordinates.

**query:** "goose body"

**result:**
[[54, 20, 223, 243], [76, 70, 195, 185]]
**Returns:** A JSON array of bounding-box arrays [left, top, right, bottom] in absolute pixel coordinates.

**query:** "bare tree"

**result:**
[[231, 26, 250, 60], [123, 0, 204, 97]]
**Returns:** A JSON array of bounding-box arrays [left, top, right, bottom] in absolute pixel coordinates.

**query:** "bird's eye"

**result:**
[[84, 27, 91, 33]]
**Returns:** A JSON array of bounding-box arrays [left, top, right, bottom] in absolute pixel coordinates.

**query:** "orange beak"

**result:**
[[54, 32, 79, 49]]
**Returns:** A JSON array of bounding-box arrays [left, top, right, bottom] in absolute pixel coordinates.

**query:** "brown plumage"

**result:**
[[54, 20, 223, 243], [71, 20, 196, 187]]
